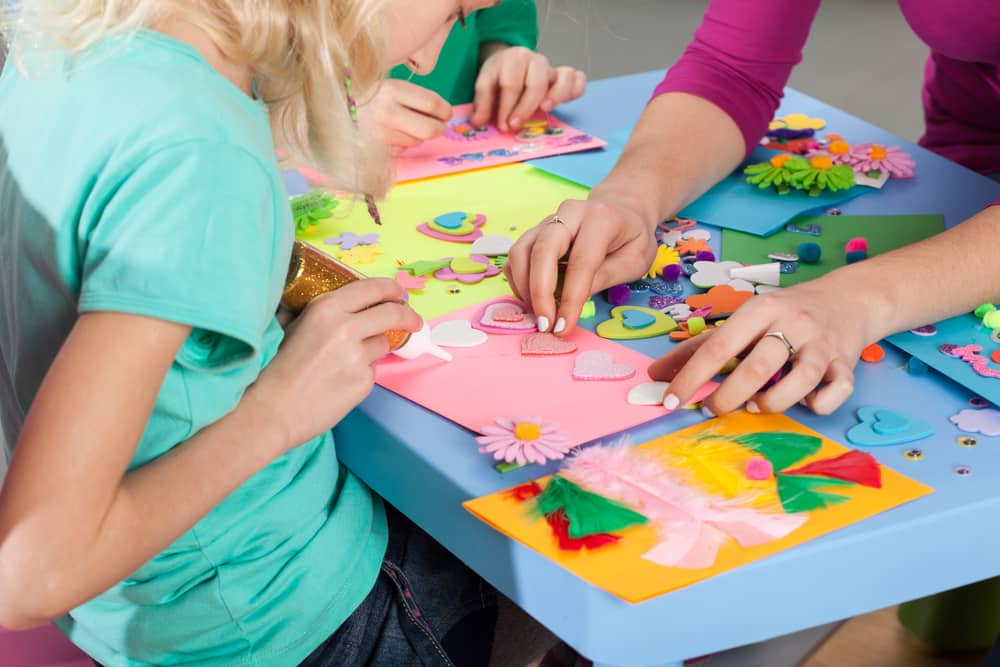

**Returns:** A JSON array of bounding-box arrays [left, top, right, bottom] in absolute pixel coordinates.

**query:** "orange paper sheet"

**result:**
[[464, 412, 933, 603]]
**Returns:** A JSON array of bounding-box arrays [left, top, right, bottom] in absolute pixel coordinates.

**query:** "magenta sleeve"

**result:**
[[652, 0, 823, 157]]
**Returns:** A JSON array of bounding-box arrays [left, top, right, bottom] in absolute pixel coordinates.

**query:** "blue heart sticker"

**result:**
[[434, 212, 468, 229], [847, 406, 933, 447], [622, 309, 656, 330]]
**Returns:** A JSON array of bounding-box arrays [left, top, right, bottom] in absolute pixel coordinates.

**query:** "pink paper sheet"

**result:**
[[376, 300, 670, 449]]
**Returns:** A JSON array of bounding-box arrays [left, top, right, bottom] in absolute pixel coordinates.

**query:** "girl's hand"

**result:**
[[650, 278, 877, 416], [251, 278, 422, 448], [359, 79, 452, 155], [471, 45, 586, 132], [505, 195, 659, 335]]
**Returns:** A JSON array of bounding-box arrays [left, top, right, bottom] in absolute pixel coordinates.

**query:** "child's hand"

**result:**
[[359, 79, 452, 155], [649, 279, 873, 416], [470, 46, 586, 132], [252, 278, 422, 448], [505, 195, 658, 335]]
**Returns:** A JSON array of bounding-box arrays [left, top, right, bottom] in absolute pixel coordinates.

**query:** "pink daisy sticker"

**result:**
[[847, 143, 915, 178], [476, 417, 572, 466]]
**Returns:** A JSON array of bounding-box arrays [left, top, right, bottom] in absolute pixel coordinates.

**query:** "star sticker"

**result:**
[[338, 245, 383, 265], [324, 231, 380, 250], [398, 258, 451, 276], [676, 237, 712, 256], [646, 244, 681, 279]]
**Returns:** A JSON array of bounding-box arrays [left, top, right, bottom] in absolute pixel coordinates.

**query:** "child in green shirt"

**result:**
[[363, 0, 587, 154]]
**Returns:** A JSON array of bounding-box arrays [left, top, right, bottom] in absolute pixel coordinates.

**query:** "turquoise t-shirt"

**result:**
[[0, 31, 386, 666], [389, 0, 538, 105]]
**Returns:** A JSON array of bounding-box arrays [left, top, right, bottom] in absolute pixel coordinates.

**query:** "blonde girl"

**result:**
[[0, 1, 550, 665]]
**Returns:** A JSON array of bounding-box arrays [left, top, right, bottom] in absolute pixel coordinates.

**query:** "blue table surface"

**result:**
[[334, 71, 1000, 666]]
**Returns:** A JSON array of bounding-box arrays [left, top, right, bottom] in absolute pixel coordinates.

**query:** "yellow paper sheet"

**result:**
[[464, 412, 933, 603], [296, 164, 589, 319]]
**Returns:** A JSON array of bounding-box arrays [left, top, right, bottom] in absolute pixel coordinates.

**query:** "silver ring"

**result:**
[[547, 214, 566, 225], [762, 331, 796, 357]]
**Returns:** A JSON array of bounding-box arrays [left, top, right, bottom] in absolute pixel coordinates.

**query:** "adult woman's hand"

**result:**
[[651, 276, 882, 416], [504, 193, 659, 335]]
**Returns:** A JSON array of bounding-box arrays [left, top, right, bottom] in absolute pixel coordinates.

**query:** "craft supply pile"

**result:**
[[288, 109, 998, 602]]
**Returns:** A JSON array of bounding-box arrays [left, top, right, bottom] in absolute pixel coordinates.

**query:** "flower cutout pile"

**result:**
[[476, 417, 572, 466], [744, 154, 800, 194], [433, 255, 501, 284], [847, 143, 915, 178], [291, 191, 338, 233]]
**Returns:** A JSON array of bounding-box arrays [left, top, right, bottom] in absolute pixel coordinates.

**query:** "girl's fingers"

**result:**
[[471, 63, 499, 125], [495, 57, 528, 131], [508, 57, 549, 128], [543, 67, 580, 107]]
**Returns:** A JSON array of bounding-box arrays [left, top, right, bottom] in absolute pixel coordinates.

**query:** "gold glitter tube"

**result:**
[[281, 240, 409, 349]]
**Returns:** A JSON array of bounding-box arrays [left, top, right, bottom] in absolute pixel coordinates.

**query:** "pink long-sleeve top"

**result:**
[[654, 0, 1000, 175]]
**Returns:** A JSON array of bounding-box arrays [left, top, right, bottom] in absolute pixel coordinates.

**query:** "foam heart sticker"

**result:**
[[689, 260, 744, 289], [474, 299, 538, 334], [430, 320, 488, 348], [450, 256, 486, 274], [521, 333, 578, 356], [597, 306, 677, 340], [622, 309, 656, 330], [469, 234, 513, 257], [417, 213, 486, 243], [434, 255, 501, 284], [434, 212, 467, 229], [626, 380, 720, 407], [846, 406, 933, 447], [573, 350, 636, 381]]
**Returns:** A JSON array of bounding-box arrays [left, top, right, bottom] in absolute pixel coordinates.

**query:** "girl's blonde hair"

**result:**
[[3, 0, 392, 196]]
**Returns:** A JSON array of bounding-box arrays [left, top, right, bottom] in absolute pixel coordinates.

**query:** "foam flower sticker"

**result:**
[[476, 417, 572, 466], [787, 155, 856, 196], [847, 143, 915, 179], [338, 244, 383, 265], [646, 244, 681, 279], [744, 154, 801, 195], [768, 113, 826, 132], [808, 137, 853, 165], [290, 191, 338, 233]]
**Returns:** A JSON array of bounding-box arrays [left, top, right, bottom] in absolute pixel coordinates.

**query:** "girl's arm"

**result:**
[[0, 279, 420, 630]]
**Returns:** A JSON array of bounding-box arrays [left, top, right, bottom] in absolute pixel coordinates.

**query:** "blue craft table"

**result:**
[[333, 71, 1000, 667]]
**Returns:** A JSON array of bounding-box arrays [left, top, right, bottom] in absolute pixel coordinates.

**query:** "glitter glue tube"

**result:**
[[281, 240, 452, 361]]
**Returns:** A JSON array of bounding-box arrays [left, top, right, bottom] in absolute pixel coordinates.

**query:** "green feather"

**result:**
[[708, 431, 822, 471], [536, 476, 648, 539], [776, 474, 854, 513]]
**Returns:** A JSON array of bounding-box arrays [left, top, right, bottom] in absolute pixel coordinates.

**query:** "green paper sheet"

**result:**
[[296, 164, 589, 319], [721, 214, 945, 287]]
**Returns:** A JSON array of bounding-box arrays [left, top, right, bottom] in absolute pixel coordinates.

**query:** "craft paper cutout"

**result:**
[[521, 333, 577, 356], [325, 231, 379, 249], [846, 407, 933, 447], [770, 113, 826, 131], [469, 234, 513, 257], [686, 285, 754, 316], [377, 299, 674, 451], [572, 350, 636, 381], [888, 315, 1000, 408], [464, 412, 932, 602], [384, 105, 605, 183], [940, 344, 1000, 380], [722, 214, 945, 287], [647, 245, 682, 279], [417, 213, 487, 243], [338, 245, 383, 264], [476, 417, 572, 466], [395, 270, 427, 292], [431, 320, 489, 348], [597, 306, 678, 340], [475, 299, 538, 334], [950, 408, 1000, 436], [295, 164, 590, 320]]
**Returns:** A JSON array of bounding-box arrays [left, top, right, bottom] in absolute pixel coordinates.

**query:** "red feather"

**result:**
[[546, 510, 621, 551], [783, 450, 882, 488], [507, 481, 544, 502]]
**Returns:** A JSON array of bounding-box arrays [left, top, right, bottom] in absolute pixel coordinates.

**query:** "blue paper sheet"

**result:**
[[887, 314, 1000, 407]]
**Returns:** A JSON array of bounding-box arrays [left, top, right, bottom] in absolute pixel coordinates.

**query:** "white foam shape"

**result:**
[[755, 284, 782, 294], [950, 408, 1000, 436], [658, 230, 684, 247], [627, 381, 671, 406], [469, 234, 513, 257], [430, 320, 488, 348], [690, 261, 743, 289], [661, 304, 692, 320], [682, 229, 712, 241]]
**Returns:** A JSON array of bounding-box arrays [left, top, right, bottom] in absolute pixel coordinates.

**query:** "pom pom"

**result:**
[[694, 250, 716, 262], [687, 317, 707, 336], [845, 250, 867, 264], [607, 284, 631, 306], [660, 263, 682, 282], [844, 237, 868, 253], [907, 358, 928, 375], [860, 343, 885, 363], [974, 303, 996, 319], [797, 242, 822, 263], [745, 457, 773, 481], [984, 310, 1000, 331]]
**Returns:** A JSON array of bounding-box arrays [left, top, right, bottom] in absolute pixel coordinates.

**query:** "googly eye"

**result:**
[[902, 448, 924, 461], [957, 436, 979, 448], [954, 465, 973, 476]]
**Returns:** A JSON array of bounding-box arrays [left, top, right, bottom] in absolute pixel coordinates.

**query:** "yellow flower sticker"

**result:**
[[768, 113, 826, 132]]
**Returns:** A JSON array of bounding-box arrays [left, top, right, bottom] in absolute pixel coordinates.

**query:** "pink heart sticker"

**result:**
[[572, 350, 636, 381], [474, 299, 538, 334], [521, 333, 578, 356]]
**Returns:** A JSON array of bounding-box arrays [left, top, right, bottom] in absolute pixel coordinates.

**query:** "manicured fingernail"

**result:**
[[663, 394, 680, 411], [553, 317, 566, 334], [700, 405, 716, 418], [746, 401, 760, 414], [537, 316, 550, 332]]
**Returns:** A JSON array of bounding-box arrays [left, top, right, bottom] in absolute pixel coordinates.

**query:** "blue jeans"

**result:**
[[298, 505, 498, 667]]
